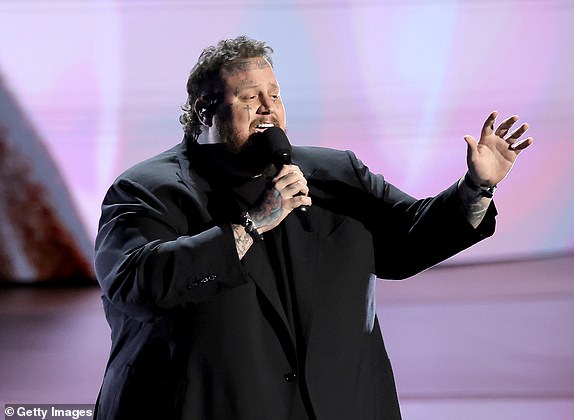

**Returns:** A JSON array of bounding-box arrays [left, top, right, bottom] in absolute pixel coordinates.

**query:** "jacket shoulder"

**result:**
[[293, 146, 352, 165], [293, 145, 355, 172], [117, 144, 181, 184], [292, 145, 375, 187]]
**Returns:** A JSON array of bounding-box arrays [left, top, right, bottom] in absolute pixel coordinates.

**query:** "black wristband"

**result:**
[[238, 212, 264, 242], [463, 173, 497, 198]]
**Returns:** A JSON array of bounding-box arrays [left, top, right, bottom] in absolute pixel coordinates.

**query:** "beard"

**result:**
[[215, 118, 284, 178], [216, 118, 245, 155]]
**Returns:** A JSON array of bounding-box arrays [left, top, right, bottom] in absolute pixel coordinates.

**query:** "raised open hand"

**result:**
[[464, 111, 533, 187]]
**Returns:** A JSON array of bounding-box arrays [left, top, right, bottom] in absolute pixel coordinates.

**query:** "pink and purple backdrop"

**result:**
[[1, 0, 572, 263]]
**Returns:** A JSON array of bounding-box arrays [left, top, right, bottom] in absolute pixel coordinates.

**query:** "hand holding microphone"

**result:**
[[246, 127, 312, 234], [264, 127, 310, 213]]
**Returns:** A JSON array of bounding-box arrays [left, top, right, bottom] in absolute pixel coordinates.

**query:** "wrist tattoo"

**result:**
[[252, 188, 282, 226]]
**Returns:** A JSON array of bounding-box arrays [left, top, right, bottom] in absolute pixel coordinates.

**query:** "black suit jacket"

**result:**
[[94, 139, 496, 419]]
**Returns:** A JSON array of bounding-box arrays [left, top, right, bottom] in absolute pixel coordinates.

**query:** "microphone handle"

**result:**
[[273, 154, 308, 213]]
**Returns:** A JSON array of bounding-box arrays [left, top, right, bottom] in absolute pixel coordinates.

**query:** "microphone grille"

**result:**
[[263, 127, 291, 155]]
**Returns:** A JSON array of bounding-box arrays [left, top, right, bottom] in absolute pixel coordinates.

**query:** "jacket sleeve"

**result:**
[[94, 174, 249, 317], [345, 150, 497, 279]]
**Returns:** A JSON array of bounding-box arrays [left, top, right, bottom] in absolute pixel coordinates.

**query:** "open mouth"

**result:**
[[253, 123, 276, 132]]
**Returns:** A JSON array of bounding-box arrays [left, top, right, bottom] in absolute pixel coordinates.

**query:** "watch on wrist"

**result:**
[[463, 173, 497, 198], [238, 212, 263, 242]]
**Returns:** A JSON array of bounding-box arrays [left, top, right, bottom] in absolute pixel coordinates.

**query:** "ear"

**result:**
[[194, 97, 214, 127]]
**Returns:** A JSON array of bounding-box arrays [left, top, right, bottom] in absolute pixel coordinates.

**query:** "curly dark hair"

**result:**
[[179, 36, 274, 140]]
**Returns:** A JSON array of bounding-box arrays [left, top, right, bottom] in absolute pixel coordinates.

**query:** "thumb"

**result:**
[[464, 134, 479, 157], [464, 134, 478, 150]]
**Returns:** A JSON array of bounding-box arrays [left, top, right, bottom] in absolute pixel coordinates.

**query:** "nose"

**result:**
[[257, 95, 275, 115]]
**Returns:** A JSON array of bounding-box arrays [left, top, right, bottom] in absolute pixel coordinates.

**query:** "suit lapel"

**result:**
[[283, 208, 322, 347], [175, 140, 324, 364], [242, 242, 290, 326], [282, 151, 323, 342]]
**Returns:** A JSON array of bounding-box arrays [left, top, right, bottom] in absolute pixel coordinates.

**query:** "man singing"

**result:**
[[94, 36, 532, 419]]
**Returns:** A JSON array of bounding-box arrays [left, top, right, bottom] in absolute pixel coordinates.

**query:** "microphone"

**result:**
[[261, 127, 309, 213]]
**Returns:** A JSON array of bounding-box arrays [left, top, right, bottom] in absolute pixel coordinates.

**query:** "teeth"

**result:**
[[256, 123, 274, 128]]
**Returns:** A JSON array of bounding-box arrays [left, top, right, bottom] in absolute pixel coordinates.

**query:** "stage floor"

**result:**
[[0, 286, 107, 411], [1, 255, 573, 420]]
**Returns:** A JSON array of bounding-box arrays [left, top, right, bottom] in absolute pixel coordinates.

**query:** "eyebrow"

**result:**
[[234, 80, 279, 94]]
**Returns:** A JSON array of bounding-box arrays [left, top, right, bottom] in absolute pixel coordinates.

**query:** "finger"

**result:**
[[275, 171, 306, 189], [505, 123, 529, 143], [274, 168, 306, 188], [273, 165, 303, 182], [509, 136, 534, 151], [280, 179, 309, 198], [494, 115, 519, 138], [286, 195, 312, 211], [481, 111, 498, 137]]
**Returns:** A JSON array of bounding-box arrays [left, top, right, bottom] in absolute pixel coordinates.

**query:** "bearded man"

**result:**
[[94, 36, 532, 419]]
